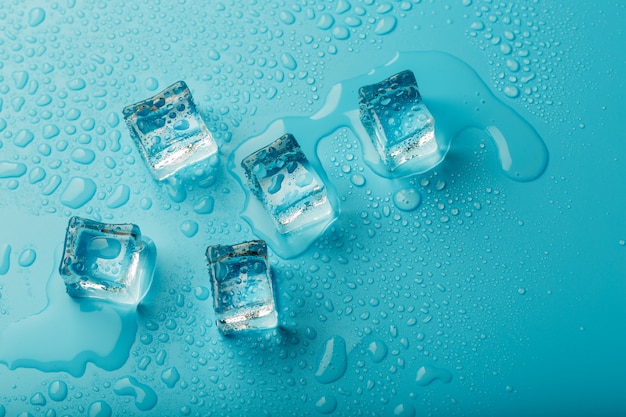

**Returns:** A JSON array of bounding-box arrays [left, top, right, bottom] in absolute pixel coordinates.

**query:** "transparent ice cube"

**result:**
[[241, 133, 333, 234], [359, 70, 436, 170], [59, 216, 157, 305], [122, 81, 218, 181], [206, 240, 277, 334]]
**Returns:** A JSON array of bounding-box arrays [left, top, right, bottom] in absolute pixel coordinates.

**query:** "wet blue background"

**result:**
[[0, 1, 625, 416]]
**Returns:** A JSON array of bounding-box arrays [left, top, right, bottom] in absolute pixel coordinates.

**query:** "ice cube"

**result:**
[[359, 70, 436, 170], [241, 133, 333, 234], [59, 216, 157, 305], [122, 81, 218, 181], [206, 240, 277, 334]]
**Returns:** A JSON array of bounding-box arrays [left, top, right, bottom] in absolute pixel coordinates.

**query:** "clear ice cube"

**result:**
[[359, 70, 436, 170], [206, 240, 277, 334], [241, 133, 333, 234], [122, 81, 218, 181], [59, 216, 157, 305]]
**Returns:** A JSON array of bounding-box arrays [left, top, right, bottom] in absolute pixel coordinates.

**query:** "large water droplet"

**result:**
[[415, 364, 453, 386], [28, 7, 46, 27], [48, 380, 68, 401], [60, 177, 97, 208], [0, 244, 12, 275], [88, 400, 112, 417], [0, 161, 27, 178], [374, 16, 397, 35], [314, 335, 348, 383], [112, 376, 158, 411], [393, 187, 421, 211]]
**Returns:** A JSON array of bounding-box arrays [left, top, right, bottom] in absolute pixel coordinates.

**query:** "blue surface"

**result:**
[[0, 1, 625, 416]]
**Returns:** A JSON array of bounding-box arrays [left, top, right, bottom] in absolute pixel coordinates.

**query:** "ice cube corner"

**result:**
[[241, 133, 334, 234], [206, 240, 277, 334], [59, 216, 157, 305], [359, 70, 436, 170], [122, 80, 218, 181]]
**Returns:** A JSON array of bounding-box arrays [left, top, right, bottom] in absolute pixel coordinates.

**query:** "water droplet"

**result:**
[[281, 53, 298, 71], [42, 175, 62, 196], [67, 78, 86, 91], [161, 366, 181, 388], [112, 376, 158, 411], [59, 177, 97, 208], [0, 161, 27, 178], [106, 184, 131, 209], [503, 85, 520, 98], [317, 14, 335, 30], [332, 26, 350, 40], [28, 7, 46, 27], [315, 395, 338, 414], [145, 77, 159, 91], [208, 49, 221, 61], [30, 392, 46, 406], [367, 339, 388, 363], [194, 286, 210, 301], [415, 364, 453, 386], [14, 129, 35, 147], [374, 16, 397, 35], [191, 196, 214, 215], [315, 335, 347, 383], [350, 174, 366, 187], [48, 380, 68, 401], [71, 148, 96, 164], [180, 220, 199, 238], [43, 124, 60, 139], [27, 167, 45, 184], [88, 401, 112, 417], [393, 403, 416, 417], [140, 197, 153, 210], [18, 249, 36, 267], [279, 10, 296, 25], [393, 188, 421, 211], [12, 71, 29, 90]]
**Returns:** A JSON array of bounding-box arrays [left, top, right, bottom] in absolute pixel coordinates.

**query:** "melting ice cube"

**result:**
[[122, 81, 218, 180], [241, 133, 333, 234], [358, 70, 436, 170], [59, 216, 157, 305], [206, 240, 277, 334]]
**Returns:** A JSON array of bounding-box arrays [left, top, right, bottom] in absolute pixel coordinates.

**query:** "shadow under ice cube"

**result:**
[[241, 133, 333, 234], [122, 81, 218, 181], [206, 240, 277, 334], [59, 216, 157, 305], [359, 70, 436, 170]]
